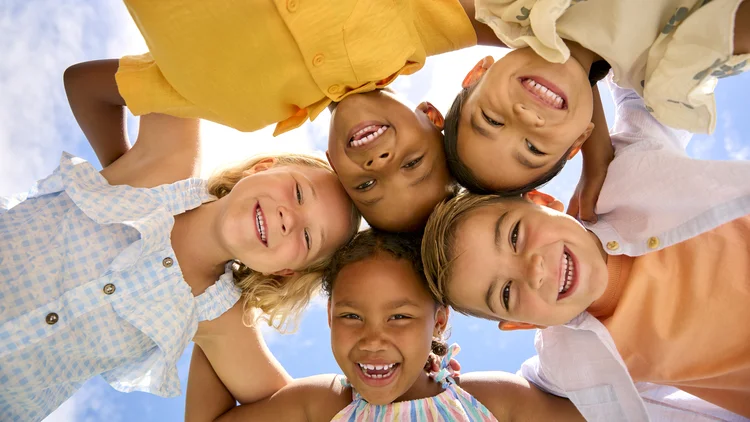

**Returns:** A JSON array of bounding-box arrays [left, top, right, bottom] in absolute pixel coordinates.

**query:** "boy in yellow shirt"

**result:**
[[72, 0, 506, 231]]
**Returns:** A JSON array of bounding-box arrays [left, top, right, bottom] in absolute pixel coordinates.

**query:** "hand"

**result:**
[[425, 353, 461, 379]]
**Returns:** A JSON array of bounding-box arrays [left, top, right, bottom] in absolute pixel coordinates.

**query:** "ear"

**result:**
[[433, 305, 450, 337], [325, 150, 337, 174], [327, 300, 333, 329], [242, 157, 278, 177], [272, 268, 297, 277], [462, 56, 495, 88], [567, 121, 595, 160], [524, 190, 564, 212], [498, 320, 543, 331], [416, 101, 445, 130]]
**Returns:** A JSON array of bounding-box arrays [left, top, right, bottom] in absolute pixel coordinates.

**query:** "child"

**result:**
[[441, 0, 750, 208], [184, 229, 584, 421], [422, 81, 750, 420], [67, 61, 456, 231], [0, 110, 361, 421]]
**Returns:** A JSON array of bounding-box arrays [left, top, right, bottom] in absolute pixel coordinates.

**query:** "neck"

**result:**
[[172, 200, 233, 293], [566, 41, 601, 74], [395, 370, 444, 403], [457, 0, 506, 47]]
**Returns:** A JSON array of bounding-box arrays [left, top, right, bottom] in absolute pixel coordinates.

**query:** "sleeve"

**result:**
[[518, 355, 569, 398], [115, 53, 223, 123], [606, 75, 693, 155], [637, 383, 750, 422]]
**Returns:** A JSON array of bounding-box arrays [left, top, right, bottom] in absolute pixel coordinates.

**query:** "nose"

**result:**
[[523, 254, 545, 290], [277, 205, 298, 235], [358, 324, 388, 353], [364, 149, 394, 171], [513, 103, 545, 128]]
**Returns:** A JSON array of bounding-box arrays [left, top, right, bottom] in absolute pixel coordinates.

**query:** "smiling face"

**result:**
[[328, 90, 454, 231], [457, 49, 595, 191], [217, 163, 355, 274], [448, 199, 608, 327], [328, 254, 446, 405]]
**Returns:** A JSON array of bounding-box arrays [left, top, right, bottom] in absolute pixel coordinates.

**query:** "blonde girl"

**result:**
[[0, 63, 361, 422]]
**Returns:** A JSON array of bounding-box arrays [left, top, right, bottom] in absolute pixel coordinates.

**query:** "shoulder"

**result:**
[[283, 375, 351, 421], [458, 371, 582, 422]]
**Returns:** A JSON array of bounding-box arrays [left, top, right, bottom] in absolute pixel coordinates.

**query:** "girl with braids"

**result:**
[[0, 95, 361, 419], [184, 230, 583, 421]]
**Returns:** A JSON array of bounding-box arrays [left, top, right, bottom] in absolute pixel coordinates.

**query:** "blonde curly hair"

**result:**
[[207, 153, 361, 332]]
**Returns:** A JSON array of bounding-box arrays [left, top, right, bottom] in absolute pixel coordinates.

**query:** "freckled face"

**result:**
[[218, 164, 354, 273], [448, 200, 609, 326], [458, 48, 594, 191], [328, 255, 442, 405]]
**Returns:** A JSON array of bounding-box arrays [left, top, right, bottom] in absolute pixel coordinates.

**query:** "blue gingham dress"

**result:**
[[0, 153, 242, 422]]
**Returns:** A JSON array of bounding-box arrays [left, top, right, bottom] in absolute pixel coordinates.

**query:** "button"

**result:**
[[647, 237, 660, 249], [162, 257, 174, 268], [606, 241, 619, 251], [103, 283, 116, 295], [312, 54, 325, 67], [286, 0, 298, 12], [328, 84, 341, 95], [45, 312, 59, 325]]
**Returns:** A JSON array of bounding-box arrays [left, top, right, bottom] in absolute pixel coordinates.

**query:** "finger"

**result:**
[[449, 360, 461, 372]]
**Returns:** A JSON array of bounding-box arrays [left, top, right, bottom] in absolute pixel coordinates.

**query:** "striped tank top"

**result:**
[[331, 344, 498, 421]]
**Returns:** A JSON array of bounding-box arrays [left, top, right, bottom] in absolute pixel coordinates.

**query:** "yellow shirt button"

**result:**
[[328, 84, 341, 95], [103, 283, 116, 295], [312, 54, 325, 67], [286, 0, 298, 12], [647, 237, 660, 249], [162, 257, 174, 268], [606, 241, 619, 251], [46, 312, 59, 325]]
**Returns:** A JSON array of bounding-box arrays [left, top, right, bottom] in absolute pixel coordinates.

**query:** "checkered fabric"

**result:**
[[0, 153, 241, 422]]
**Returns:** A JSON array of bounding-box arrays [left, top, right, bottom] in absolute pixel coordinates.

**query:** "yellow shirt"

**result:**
[[589, 216, 750, 418], [116, 0, 476, 135]]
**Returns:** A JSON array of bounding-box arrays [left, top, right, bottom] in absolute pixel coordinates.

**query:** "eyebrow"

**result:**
[[516, 152, 546, 170], [494, 211, 508, 247], [319, 226, 326, 256], [470, 113, 492, 139], [386, 299, 420, 309]]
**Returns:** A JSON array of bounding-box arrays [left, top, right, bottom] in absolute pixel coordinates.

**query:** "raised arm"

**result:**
[[460, 371, 584, 422], [567, 84, 614, 224], [64, 59, 129, 167], [192, 304, 291, 406]]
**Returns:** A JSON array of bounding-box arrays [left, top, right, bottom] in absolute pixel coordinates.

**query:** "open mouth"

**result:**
[[348, 124, 389, 149], [520, 77, 567, 110], [557, 248, 577, 299], [254, 203, 268, 247], [356, 362, 400, 386]]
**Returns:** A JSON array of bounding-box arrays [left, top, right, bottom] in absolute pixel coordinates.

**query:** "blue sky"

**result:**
[[0, 2, 748, 421]]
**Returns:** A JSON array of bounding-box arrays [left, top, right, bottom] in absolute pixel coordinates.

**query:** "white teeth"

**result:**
[[357, 362, 398, 378], [523, 78, 564, 109], [255, 208, 266, 243], [349, 125, 387, 148], [558, 252, 574, 295]]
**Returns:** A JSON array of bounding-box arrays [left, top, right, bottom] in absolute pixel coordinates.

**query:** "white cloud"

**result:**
[[42, 379, 124, 422], [721, 112, 750, 160]]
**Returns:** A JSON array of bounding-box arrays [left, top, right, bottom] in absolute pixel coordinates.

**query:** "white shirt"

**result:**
[[518, 78, 750, 422]]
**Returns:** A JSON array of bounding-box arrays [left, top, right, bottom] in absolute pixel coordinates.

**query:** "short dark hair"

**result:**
[[322, 229, 426, 299], [443, 84, 570, 196]]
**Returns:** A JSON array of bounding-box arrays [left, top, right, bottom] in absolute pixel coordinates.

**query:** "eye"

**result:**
[[502, 281, 512, 311], [355, 180, 376, 191], [402, 156, 424, 169], [295, 183, 303, 204], [482, 110, 504, 127], [526, 139, 545, 156], [389, 314, 410, 320], [304, 229, 311, 250], [340, 313, 362, 320], [510, 221, 520, 251]]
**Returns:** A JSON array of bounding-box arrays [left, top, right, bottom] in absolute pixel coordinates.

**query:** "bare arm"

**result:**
[[185, 345, 239, 422], [460, 372, 584, 422], [64, 60, 129, 167], [567, 84, 614, 224], [457, 0, 509, 47], [193, 304, 291, 406]]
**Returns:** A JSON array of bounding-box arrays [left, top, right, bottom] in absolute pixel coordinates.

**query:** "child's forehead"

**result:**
[[332, 256, 429, 301]]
